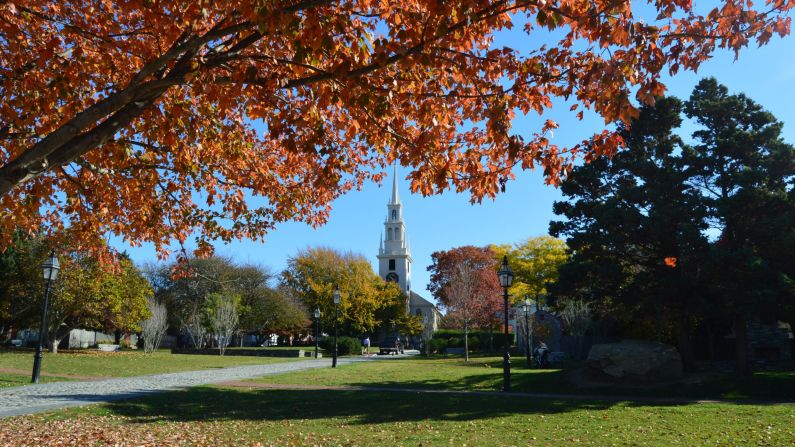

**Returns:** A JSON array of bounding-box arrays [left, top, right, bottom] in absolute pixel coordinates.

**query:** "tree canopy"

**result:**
[[1, 0, 792, 256], [491, 235, 569, 303], [550, 79, 795, 373], [427, 245, 502, 330], [0, 233, 152, 350], [280, 247, 416, 335]]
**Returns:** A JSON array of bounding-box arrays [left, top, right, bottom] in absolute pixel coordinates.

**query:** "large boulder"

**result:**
[[587, 340, 683, 382]]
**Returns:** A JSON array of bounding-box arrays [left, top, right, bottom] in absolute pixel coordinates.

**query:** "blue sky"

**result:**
[[116, 16, 795, 299]]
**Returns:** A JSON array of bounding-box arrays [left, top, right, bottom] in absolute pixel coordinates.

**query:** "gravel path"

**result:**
[[0, 355, 401, 419]]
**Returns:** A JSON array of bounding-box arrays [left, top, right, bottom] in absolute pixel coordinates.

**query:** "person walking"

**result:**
[[362, 335, 371, 356]]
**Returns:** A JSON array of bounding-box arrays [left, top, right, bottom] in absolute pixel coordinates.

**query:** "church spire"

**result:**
[[390, 164, 400, 204]]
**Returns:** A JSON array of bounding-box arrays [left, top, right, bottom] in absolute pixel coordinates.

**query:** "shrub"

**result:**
[[428, 338, 447, 354], [466, 336, 480, 351], [447, 337, 462, 348], [319, 336, 361, 355]]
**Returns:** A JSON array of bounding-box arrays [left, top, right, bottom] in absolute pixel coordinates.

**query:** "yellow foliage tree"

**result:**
[[491, 236, 569, 305], [281, 247, 418, 335]]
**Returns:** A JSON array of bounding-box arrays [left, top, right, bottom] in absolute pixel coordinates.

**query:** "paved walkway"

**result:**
[[0, 355, 396, 419]]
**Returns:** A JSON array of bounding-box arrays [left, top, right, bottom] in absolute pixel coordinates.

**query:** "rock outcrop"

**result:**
[[587, 340, 683, 382]]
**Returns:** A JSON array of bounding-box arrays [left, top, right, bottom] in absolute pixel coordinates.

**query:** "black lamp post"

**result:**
[[332, 287, 340, 368], [32, 251, 60, 384], [313, 306, 321, 359], [522, 296, 533, 368], [497, 256, 514, 392]]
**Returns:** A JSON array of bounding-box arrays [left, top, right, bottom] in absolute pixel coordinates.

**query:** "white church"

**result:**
[[376, 167, 441, 340]]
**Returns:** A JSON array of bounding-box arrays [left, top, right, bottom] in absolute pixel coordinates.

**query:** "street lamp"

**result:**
[[496, 256, 514, 392], [522, 296, 533, 368], [32, 251, 60, 384], [332, 287, 340, 368], [313, 306, 321, 359]]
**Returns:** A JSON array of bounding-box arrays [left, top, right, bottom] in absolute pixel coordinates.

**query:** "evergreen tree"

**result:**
[[682, 78, 795, 376], [550, 97, 709, 369]]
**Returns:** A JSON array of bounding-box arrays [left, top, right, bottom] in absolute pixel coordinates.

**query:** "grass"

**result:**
[[0, 349, 298, 379], [254, 355, 795, 401], [0, 372, 69, 388], [1, 356, 793, 445], [2, 385, 793, 446]]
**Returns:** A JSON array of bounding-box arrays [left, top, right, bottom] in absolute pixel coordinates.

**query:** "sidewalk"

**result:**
[[0, 355, 404, 419]]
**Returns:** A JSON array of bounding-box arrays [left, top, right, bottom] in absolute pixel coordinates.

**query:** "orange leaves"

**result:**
[[0, 0, 792, 257], [664, 257, 678, 268]]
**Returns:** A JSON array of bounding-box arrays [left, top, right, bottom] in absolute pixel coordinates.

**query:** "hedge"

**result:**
[[430, 330, 514, 351], [319, 336, 361, 355]]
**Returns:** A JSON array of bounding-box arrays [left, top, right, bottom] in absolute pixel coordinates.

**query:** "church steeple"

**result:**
[[390, 164, 400, 205], [377, 165, 412, 294]]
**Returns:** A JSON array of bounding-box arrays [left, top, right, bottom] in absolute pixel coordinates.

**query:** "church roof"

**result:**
[[409, 291, 436, 308]]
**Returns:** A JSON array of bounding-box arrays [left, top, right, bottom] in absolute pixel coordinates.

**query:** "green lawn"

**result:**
[[0, 349, 298, 379], [2, 385, 792, 446], [256, 355, 795, 401], [0, 372, 69, 388], [1, 355, 793, 445]]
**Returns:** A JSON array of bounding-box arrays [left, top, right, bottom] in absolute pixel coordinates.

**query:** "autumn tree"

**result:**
[[0, 233, 152, 351], [443, 262, 484, 361], [491, 235, 569, 305], [1, 1, 792, 257], [148, 256, 307, 346], [281, 247, 416, 335], [427, 245, 502, 352], [45, 253, 152, 352], [239, 286, 308, 342]]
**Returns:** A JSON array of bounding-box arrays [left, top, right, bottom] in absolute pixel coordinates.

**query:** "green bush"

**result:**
[[428, 338, 447, 354], [319, 336, 361, 355], [447, 337, 462, 348], [466, 336, 480, 351]]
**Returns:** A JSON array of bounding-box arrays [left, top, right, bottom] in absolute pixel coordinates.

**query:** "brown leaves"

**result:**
[[0, 0, 792, 258], [0, 415, 228, 447]]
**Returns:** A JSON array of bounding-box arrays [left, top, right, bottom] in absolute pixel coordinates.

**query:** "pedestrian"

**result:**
[[362, 335, 370, 356]]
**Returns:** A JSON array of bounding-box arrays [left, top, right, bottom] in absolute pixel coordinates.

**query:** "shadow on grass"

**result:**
[[350, 356, 795, 401], [93, 386, 622, 425]]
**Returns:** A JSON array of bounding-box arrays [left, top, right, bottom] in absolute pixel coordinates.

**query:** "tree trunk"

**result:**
[[114, 330, 121, 344], [464, 323, 469, 362], [675, 315, 695, 372], [734, 313, 751, 377], [48, 335, 65, 353]]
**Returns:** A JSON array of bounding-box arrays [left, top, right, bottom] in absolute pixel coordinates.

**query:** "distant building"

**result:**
[[376, 166, 440, 338]]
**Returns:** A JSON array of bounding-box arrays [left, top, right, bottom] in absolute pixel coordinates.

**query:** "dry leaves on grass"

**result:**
[[0, 416, 228, 447]]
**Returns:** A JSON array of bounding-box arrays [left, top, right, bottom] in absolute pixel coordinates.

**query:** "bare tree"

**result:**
[[209, 293, 239, 356], [181, 304, 209, 349], [140, 298, 168, 353], [445, 263, 485, 362], [559, 299, 591, 359]]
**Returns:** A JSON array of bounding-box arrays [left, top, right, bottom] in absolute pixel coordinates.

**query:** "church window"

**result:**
[[389, 259, 395, 270], [387, 228, 392, 240], [392, 209, 397, 220]]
